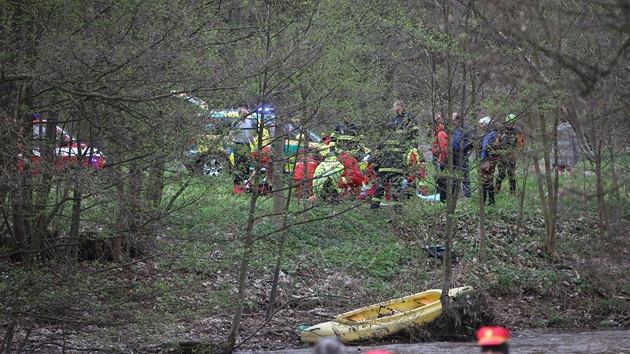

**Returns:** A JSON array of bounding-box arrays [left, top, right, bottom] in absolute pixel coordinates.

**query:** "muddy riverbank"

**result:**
[[239, 329, 630, 354]]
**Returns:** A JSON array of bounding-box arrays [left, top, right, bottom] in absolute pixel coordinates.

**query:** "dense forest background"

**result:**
[[1, 0, 629, 353]]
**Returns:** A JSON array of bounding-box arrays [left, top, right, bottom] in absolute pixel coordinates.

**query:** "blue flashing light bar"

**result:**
[[256, 105, 274, 114]]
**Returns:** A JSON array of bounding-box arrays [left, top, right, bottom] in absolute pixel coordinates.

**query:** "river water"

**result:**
[[239, 329, 630, 353]]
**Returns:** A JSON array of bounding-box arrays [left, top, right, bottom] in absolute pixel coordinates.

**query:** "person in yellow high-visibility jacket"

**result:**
[[312, 154, 344, 203], [231, 107, 256, 194], [406, 147, 428, 196], [330, 114, 362, 156]]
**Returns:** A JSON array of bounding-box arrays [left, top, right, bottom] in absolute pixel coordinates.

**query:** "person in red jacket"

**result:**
[[251, 144, 273, 195], [293, 149, 318, 199], [337, 151, 367, 198], [431, 118, 448, 202]]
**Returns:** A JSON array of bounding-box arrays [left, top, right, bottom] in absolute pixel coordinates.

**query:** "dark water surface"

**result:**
[[239, 329, 630, 353]]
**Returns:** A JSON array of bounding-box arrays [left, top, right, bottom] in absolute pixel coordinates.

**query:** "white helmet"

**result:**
[[478, 116, 491, 125]]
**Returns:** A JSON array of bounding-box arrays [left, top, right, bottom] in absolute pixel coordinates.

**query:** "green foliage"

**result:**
[[2, 0, 630, 351], [2, 128, 630, 351], [544, 306, 569, 327], [597, 320, 616, 328], [497, 274, 512, 288]]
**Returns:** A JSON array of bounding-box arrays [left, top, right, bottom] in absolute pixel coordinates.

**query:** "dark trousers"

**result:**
[[496, 155, 517, 193], [371, 171, 404, 208], [435, 163, 447, 202], [320, 179, 340, 204], [452, 151, 471, 198], [480, 157, 498, 205], [232, 143, 251, 185]]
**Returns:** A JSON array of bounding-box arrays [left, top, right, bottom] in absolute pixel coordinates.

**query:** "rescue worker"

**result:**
[[370, 121, 406, 209], [330, 114, 361, 156], [251, 144, 273, 195], [312, 152, 344, 203], [293, 149, 319, 199], [432, 118, 448, 202], [370, 101, 418, 209], [390, 101, 419, 140], [337, 151, 367, 198], [231, 106, 256, 194], [404, 147, 427, 196], [495, 113, 524, 196], [479, 117, 500, 206], [434, 112, 446, 126], [477, 326, 510, 354]]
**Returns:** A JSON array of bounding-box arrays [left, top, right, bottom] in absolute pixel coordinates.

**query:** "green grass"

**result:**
[[7, 161, 629, 351], [162, 162, 629, 298]]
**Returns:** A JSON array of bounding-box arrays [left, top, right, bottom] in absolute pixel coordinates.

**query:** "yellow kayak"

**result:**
[[300, 286, 473, 343]]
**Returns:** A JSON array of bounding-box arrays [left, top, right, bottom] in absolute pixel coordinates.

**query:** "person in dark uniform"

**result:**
[[495, 113, 524, 196], [330, 114, 362, 157], [370, 101, 418, 209], [390, 101, 418, 138]]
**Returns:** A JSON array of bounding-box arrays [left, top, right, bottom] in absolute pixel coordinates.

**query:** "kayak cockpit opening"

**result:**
[[377, 305, 400, 318]]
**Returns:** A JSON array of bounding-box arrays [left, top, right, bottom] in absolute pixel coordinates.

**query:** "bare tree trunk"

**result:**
[[514, 159, 530, 266], [594, 147, 607, 274], [70, 189, 82, 264], [272, 124, 286, 227], [124, 164, 145, 259], [113, 164, 127, 262], [515, 156, 530, 237], [265, 229, 286, 322], [547, 111, 560, 260], [266, 145, 297, 321], [476, 124, 487, 263], [440, 1, 454, 311], [227, 96, 269, 350], [28, 116, 58, 269], [607, 147, 621, 242], [263, 117, 291, 321], [440, 127, 453, 304], [226, 183, 260, 350], [146, 161, 165, 210], [442, 200, 455, 310], [0, 317, 16, 354], [13, 186, 32, 269], [533, 111, 560, 261], [11, 106, 33, 269]]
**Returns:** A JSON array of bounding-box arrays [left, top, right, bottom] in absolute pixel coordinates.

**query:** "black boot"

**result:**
[[482, 183, 489, 204], [438, 177, 446, 203], [487, 185, 495, 206], [510, 180, 517, 194]]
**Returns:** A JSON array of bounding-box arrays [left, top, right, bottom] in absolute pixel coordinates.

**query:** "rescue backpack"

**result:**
[[498, 125, 523, 151]]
